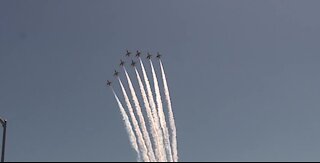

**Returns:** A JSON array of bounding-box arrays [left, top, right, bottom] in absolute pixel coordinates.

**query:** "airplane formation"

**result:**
[[107, 50, 178, 162], [107, 50, 163, 87]]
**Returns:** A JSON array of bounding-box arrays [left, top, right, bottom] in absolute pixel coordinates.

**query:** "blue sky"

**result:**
[[1, 0, 320, 161]]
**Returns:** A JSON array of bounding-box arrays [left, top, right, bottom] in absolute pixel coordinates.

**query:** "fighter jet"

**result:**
[[106, 80, 112, 86], [113, 70, 119, 77], [156, 52, 162, 59], [136, 50, 141, 57], [126, 50, 131, 57], [131, 60, 136, 67], [146, 53, 152, 60], [119, 60, 125, 66]]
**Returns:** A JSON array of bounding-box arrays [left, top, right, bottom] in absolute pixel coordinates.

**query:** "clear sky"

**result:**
[[1, 0, 320, 161]]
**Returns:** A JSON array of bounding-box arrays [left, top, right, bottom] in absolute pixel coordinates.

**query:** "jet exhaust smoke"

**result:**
[[123, 67, 156, 162], [160, 60, 178, 162], [118, 78, 150, 162], [111, 87, 141, 160], [139, 58, 167, 162], [134, 67, 165, 161], [108, 51, 178, 162], [150, 60, 173, 162]]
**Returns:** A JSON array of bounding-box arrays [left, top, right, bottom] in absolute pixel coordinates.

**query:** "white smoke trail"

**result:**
[[118, 77, 150, 162], [134, 67, 164, 161], [150, 60, 173, 162], [160, 60, 178, 162], [123, 67, 156, 162], [111, 87, 141, 161], [139, 58, 167, 162]]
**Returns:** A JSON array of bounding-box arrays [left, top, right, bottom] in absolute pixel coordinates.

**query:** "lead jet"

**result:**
[[106, 80, 112, 86], [113, 70, 119, 77], [131, 60, 136, 67], [156, 52, 162, 59], [119, 60, 125, 66], [146, 53, 152, 59], [126, 50, 131, 57], [136, 50, 141, 57]]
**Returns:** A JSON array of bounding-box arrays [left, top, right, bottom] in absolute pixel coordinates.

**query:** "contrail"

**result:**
[[123, 67, 156, 162], [118, 77, 150, 162], [134, 67, 165, 161], [139, 58, 167, 162], [160, 60, 178, 162], [110, 87, 141, 161], [150, 60, 173, 162]]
